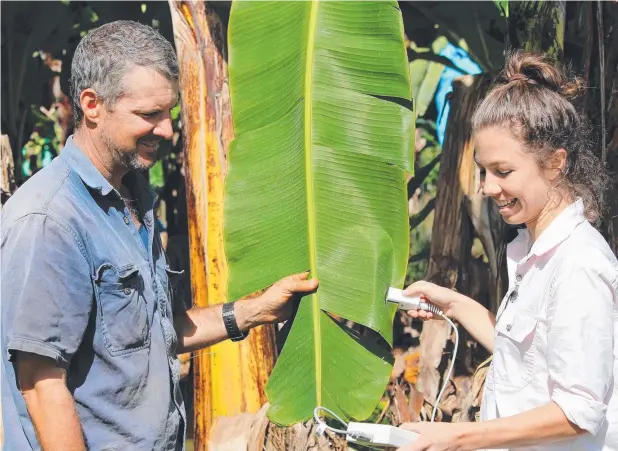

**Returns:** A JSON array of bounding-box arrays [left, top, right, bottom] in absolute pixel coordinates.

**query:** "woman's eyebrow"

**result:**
[[475, 159, 511, 167]]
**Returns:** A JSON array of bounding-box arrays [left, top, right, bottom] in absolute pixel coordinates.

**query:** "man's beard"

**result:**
[[103, 133, 158, 171]]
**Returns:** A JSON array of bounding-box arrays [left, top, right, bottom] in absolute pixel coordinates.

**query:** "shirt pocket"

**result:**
[[493, 309, 538, 389], [164, 265, 185, 312], [95, 263, 150, 356]]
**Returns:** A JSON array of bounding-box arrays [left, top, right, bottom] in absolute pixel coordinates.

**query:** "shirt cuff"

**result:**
[[552, 386, 607, 434], [6, 336, 69, 368]]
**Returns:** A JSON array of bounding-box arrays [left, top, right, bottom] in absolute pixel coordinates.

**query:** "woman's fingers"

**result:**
[[407, 310, 435, 320], [403, 281, 428, 297]]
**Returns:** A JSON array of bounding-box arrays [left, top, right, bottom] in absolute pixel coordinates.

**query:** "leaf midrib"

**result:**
[[304, 0, 321, 407]]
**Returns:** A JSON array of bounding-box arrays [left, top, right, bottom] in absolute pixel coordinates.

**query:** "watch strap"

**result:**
[[222, 301, 248, 342]]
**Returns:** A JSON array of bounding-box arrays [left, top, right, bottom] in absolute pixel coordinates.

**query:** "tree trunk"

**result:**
[[591, 2, 618, 253], [416, 74, 494, 415], [169, 2, 277, 449], [1, 134, 16, 206], [507, 1, 566, 60], [207, 404, 347, 451]]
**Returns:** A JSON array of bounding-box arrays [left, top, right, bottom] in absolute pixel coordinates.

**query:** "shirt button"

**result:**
[[123, 216, 130, 225], [516, 274, 522, 282], [506, 324, 512, 332], [510, 290, 518, 301], [123, 287, 131, 295]]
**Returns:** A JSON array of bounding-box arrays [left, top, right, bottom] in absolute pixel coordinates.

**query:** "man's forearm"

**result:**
[[22, 381, 86, 451], [175, 272, 318, 353], [175, 299, 261, 353], [456, 402, 584, 450], [451, 293, 496, 353]]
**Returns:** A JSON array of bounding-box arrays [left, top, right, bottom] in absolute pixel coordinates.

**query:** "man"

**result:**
[[1, 20, 318, 451]]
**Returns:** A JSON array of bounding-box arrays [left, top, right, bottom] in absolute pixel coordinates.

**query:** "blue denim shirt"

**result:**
[[1, 137, 186, 451]]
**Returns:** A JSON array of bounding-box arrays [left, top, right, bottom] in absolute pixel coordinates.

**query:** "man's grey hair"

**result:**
[[70, 20, 179, 126]]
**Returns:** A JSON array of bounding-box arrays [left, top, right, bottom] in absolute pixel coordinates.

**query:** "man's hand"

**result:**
[[236, 271, 319, 331]]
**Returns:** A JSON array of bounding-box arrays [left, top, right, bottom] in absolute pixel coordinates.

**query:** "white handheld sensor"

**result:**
[[346, 422, 419, 447], [386, 287, 441, 314]]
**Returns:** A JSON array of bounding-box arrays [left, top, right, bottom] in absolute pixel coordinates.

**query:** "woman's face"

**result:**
[[473, 126, 564, 226]]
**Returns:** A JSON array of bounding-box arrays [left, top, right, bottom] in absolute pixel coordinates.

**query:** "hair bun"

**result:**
[[501, 50, 584, 99]]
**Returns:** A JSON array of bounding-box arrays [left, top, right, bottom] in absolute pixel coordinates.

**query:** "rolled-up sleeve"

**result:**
[[547, 255, 616, 434], [3, 213, 93, 368]]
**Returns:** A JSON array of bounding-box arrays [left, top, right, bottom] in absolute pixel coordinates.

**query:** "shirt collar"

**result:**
[[61, 136, 115, 196], [61, 135, 156, 211], [509, 198, 586, 261]]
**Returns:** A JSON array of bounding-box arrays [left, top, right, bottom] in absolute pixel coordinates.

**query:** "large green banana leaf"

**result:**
[[225, 0, 414, 425]]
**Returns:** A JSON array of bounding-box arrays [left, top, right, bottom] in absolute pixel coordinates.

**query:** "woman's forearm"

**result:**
[[451, 293, 496, 353], [457, 402, 584, 450]]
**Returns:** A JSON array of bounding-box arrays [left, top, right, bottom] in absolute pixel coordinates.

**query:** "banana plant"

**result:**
[[225, 0, 414, 425], [409, 36, 449, 118]]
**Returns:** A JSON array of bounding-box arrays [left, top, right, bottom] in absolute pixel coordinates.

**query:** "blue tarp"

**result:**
[[435, 43, 482, 145]]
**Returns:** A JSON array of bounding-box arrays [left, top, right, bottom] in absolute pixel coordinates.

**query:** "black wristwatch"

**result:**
[[222, 301, 248, 342]]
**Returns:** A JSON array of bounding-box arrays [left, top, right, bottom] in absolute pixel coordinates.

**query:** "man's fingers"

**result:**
[[283, 272, 318, 292], [296, 278, 319, 292], [293, 271, 310, 281], [285, 273, 318, 293]]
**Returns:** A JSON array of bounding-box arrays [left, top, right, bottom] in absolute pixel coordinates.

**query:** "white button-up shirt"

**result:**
[[480, 199, 618, 450]]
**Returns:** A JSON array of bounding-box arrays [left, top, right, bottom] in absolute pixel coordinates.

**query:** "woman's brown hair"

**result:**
[[471, 50, 608, 224]]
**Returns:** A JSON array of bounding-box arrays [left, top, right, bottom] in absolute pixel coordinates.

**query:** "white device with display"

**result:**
[[314, 407, 420, 448], [314, 287, 459, 448]]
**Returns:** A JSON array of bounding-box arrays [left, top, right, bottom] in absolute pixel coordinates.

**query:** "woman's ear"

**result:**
[[555, 148, 568, 172], [547, 148, 568, 182]]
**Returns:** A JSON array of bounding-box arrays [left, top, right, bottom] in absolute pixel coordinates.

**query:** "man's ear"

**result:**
[[79, 88, 103, 124]]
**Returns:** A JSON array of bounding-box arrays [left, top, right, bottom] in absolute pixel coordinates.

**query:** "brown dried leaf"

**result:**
[[404, 352, 420, 384]]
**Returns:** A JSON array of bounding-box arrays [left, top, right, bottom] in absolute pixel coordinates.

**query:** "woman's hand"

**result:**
[[397, 421, 471, 451], [403, 281, 460, 321]]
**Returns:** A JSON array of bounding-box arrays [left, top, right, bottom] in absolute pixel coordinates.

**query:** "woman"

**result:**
[[399, 51, 618, 451]]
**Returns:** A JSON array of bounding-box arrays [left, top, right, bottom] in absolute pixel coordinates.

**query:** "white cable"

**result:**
[[313, 406, 349, 436], [430, 311, 459, 422]]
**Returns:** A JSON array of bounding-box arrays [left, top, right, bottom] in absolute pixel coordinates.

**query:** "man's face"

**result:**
[[98, 66, 178, 171]]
